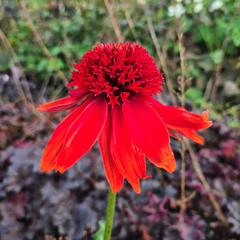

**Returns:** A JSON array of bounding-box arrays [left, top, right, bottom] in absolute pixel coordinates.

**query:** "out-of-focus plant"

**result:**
[[1, 0, 240, 239], [1, 0, 240, 111]]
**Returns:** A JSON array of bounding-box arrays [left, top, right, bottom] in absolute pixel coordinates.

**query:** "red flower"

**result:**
[[38, 43, 212, 193]]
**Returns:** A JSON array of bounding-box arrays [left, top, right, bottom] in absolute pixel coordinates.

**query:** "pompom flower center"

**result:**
[[69, 43, 164, 106]]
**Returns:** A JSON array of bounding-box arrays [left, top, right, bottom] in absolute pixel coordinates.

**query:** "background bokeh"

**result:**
[[0, 0, 240, 239]]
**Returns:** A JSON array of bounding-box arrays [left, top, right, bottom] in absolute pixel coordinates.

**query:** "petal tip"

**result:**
[[142, 174, 152, 180], [135, 187, 141, 194], [207, 121, 213, 127], [40, 164, 55, 173], [55, 165, 66, 174]]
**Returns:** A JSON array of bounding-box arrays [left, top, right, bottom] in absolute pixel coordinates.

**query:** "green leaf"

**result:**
[[227, 120, 239, 128], [185, 87, 202, 99], [36, 59, 51, 72], [93, 221, 105, 240], [49, 46, 63, 56], [174, 44, 179, 54], [0, 62, 9, 71], [54, 58, 64, 69], [197, 56, 213, 72], [185, 87, 203, 107], [231, 28, 240, 47], [210, 49, 223, 64], [182, 17, 194, 33]]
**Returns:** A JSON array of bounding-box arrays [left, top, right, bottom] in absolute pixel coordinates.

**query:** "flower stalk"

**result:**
[[104, 187, 117, 240]]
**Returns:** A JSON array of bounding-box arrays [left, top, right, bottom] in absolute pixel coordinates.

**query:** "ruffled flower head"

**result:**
[[38, 43, 212, 193]]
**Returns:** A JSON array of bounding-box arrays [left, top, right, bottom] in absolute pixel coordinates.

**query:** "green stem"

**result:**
[[104, 187, 117, 240]]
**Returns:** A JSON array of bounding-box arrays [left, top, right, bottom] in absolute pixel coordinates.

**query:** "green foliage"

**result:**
[[0, 0, 240, 112], [0, 0, 109, 79], [185, 87, 203, 107], [227, 120, 239, 128], [93, 221, 105, 240], [209, 49, 223, 64]]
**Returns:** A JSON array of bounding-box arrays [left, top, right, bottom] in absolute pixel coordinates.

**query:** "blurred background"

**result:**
[[0, 0, 240, 239]]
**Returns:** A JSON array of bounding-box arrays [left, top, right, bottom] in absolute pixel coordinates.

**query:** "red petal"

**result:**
[[167, 129, 182, 142], [40, 97, 93, 172], [123, 96, 169, 163], [111, 105, 142, 193], [55, 96, 108, 173], [37, 94, 86, 112], [148, 97, 212, 131], [98, 107, 124, 193], [134, 146, 151, 179], [41, 143, 62, 172], [176, 129, 204, 145], [202, 110, 209, 122], [158, 144, 176, 173]]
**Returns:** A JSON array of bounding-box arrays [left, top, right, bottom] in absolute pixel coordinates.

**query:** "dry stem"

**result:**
[[184, 139, 228, 226], [104, 0, 124, 42], [75, 166, 107, 191], [146, 14, 177, 106], [0, 28, 56, 132], [211, 4, 240, 103], [176, 22, 227, 225], [120, 0, 140, 43], [177, 28, 186, 218], [0, 28, 33, 104], [20, 2, 68, 86]]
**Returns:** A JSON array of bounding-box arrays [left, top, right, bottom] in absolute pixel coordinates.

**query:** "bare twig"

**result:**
[[146, 14, 177, 106], [184, 138, 228, 225], [104, 0, 124, 42], [38, 71, 52, 103], [75, 166, 107, 191], [202, 77, 214, 107], [154, 166, 164, 185], [176, 190, 197, 206], [178, 32, 185, 107], [211, 4, 240, 102], [19, 2, 69, 86], [120, 0, 140, 43], [176, 22, 227, 225], [183, 190, 197, 203], [10, 59, 28, 104], [177, 27, 186, 218], [0, 28, 33, 104], [179, 140, 186, 217], [0, 28, 56, 132]]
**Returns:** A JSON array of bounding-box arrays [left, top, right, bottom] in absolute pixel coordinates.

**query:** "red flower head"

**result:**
[[38, 43, 212, 193]]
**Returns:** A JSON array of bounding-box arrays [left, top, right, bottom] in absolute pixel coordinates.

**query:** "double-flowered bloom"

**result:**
[[38, 43, 212, 193]]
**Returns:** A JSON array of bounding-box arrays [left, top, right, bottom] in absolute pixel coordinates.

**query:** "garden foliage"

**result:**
[[0, 0, 240, 239]]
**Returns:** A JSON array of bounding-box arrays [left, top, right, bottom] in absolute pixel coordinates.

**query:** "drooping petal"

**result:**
[[134, 146, 151, 179], [167, 129, 182, 142], [202, 110, 209, 122], [40, 97, 94, 172], [111, 105, 142, 193], [55, 96, 108, 173], [68, 88, 89, 97], [98, 107, 124, 193], [37, 94, 87, 112], [158, 144, 176, 173], [176, 129, 204, 145], [41, 143, 62, 172], [123, 96, 169, 164], [147, 96, 212, 131]]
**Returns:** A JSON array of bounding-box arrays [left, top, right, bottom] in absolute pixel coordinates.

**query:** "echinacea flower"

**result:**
[[38, 43, 212, 193]]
